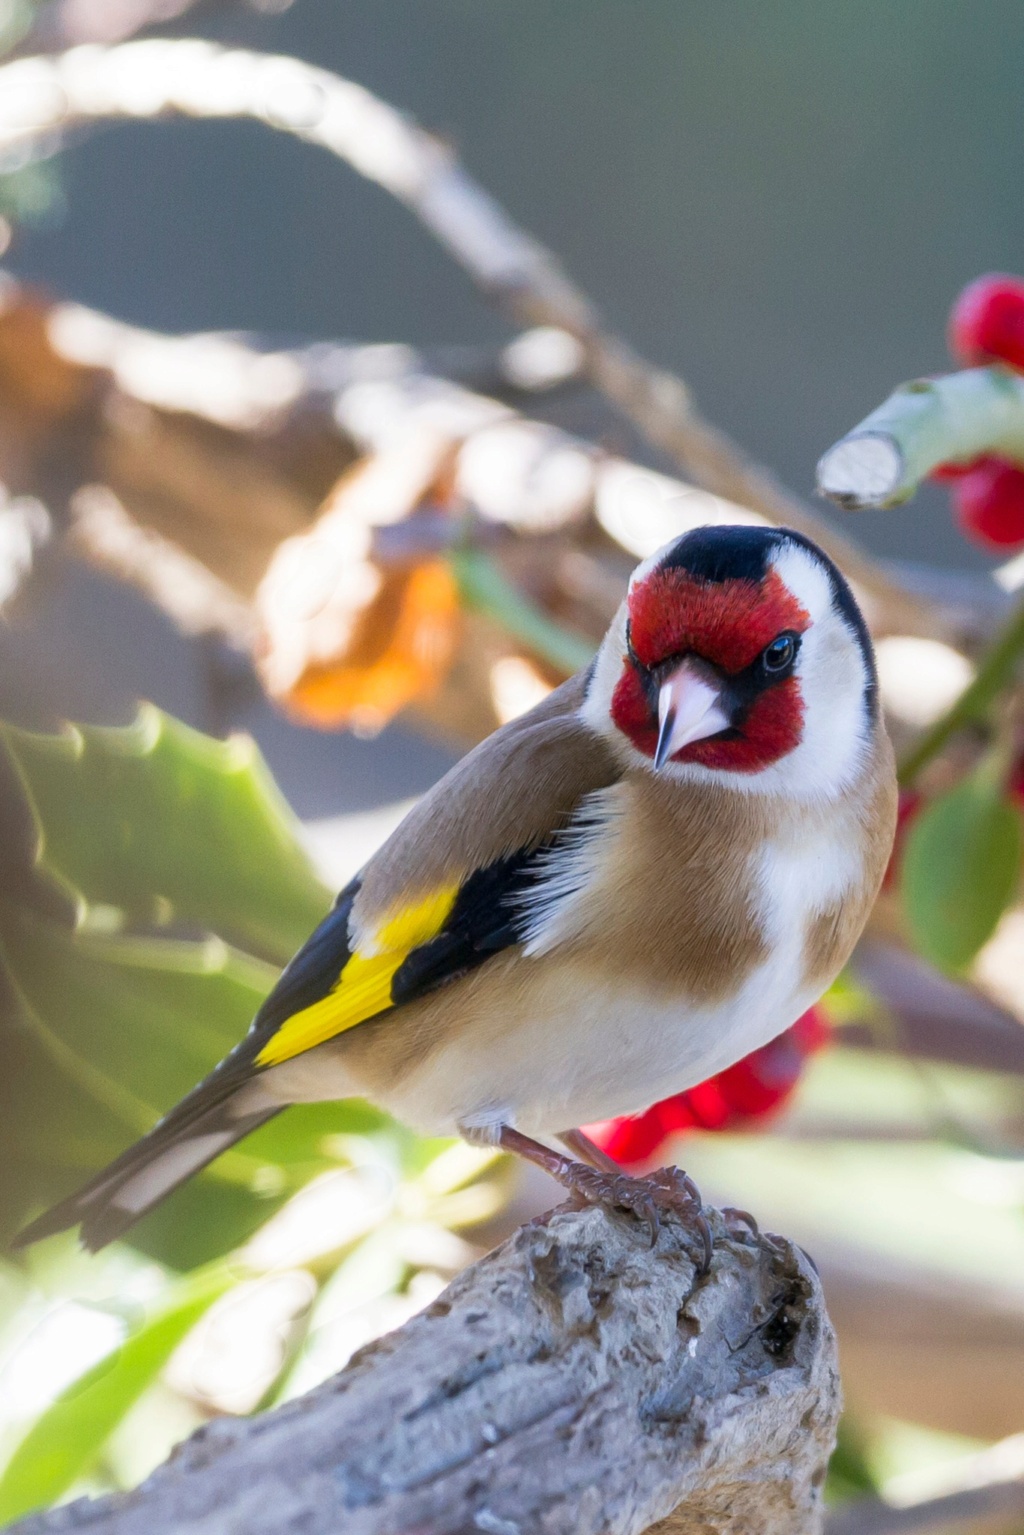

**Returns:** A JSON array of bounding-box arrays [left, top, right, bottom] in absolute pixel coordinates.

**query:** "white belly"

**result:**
[[262, 813, 859, 1140], [382, 944, 817, 1139]]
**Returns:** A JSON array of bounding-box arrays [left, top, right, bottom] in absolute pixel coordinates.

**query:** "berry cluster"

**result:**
[[586, 1005, 828, 1165], [937, 275, 1024, 549]]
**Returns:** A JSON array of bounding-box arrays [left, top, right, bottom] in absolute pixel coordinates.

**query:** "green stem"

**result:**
[[898, 589, 1024, 785], [817, 365, 1024, 510], [449, 547, 597, 676]]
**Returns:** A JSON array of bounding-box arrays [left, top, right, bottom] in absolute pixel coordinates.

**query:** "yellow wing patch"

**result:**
[[256, 885, 459, 1067]]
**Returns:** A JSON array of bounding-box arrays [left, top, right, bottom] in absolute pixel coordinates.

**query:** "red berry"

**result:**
[[952, 456, 1024, 549], [590, 1101, 676, 1164], [586, 1006, 829, 1166], [949, 274, 1024, 369], [929, 459, 981, 482]]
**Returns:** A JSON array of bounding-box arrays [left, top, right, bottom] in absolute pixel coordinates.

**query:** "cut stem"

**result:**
[[818, 366, 1024, 510]]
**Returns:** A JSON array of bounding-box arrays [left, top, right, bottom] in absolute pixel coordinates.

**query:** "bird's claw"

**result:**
[[722, 1205, 759, 1239], [562, 1161, 713, 1273]]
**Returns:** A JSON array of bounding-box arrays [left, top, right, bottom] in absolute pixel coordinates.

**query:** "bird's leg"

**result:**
[[557, 1126, 624, 1175], [492, 1124, 712, 1272], [561, 1126, 757, 1243]]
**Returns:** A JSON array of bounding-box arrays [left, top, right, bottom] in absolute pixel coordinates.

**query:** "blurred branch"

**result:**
[[0, 276, 1013, 750], [826, 1463, 1024, 1535], [814, 1241, 1024, 1444], [818, 368, 1024, 511], [0, 285, 776, 742], [5, 0, 265, 58], [897, 590, 1024, 784], [70, 483, 255, 641], [0, 38, 929, 632], [0, 276, 1016, 759], [9, 1204, 838, 1535], [849, 936, 1024, 1079]]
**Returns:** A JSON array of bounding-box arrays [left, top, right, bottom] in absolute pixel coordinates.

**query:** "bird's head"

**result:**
[[584, 525, 878, 800]]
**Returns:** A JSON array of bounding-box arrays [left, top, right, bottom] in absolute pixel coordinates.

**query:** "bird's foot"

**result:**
[[486, 1124, 713, 1271], [563, 1160, 713, 1269]]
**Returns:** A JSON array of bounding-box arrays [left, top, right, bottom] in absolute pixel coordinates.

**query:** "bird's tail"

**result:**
[[12, 1073, 280, 1253]]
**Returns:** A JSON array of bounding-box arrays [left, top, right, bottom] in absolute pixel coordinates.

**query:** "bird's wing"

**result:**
[[13, 670, 623, 1252], [245, 669, 622, 1070]]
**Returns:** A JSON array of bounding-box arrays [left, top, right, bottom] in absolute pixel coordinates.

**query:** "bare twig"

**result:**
[[9, 1203, 839, 1535], [813, 367, 1024, 781], [849, 936, 1024, 1077], [0, 39, 924, 629]]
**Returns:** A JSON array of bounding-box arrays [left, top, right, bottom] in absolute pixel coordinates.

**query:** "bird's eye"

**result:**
[[762, 633, 798, 674]]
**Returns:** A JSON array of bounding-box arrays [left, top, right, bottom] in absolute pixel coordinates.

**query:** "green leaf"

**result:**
[[0, 1262, 235, 1526], [0, 908, 274, 1250], [826, 1416, 879, 1504], [0, 911, 365, 1263], [0, 704, 395, 1267], [2, 911, 275, 1121], [2, 707, 330, 965], [900, 768, 1022, 971]]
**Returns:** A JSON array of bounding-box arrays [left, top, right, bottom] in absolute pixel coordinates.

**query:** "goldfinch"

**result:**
[[15, 525, 897, 1259]]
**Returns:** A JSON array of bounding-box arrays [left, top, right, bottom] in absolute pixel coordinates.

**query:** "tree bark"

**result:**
[[13, 1202, 840, 1535]]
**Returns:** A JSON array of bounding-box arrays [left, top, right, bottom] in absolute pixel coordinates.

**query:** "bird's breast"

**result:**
[[310, 769, 888, 1139], [519, 776, 778, 1004]]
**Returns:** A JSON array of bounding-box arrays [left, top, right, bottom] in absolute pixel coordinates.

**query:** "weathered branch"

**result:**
[[11, 1203, 839, 1535]]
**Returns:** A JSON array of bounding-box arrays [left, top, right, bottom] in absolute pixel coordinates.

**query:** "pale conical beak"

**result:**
[[654, 662, 731, 770]]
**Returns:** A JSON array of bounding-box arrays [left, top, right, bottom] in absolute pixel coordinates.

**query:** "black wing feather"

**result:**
[[390, 848, 547, 1004], [12, 845, 557, 1253]]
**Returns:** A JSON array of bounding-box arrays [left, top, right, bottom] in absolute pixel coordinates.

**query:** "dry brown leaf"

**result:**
[[277, 556, 460, 733], [255, 440, 462, 732]]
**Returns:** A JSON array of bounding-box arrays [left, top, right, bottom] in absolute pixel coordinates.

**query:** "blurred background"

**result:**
[[1, 2, 1024, 1530]]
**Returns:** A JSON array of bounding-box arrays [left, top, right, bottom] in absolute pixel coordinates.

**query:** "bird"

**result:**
[[14, 523, 897, 1263]]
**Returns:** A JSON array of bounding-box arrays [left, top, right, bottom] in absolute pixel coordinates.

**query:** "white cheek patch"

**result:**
[[579, 602, 631, 742], [769, 542, 834, 624], [788, 602, 872, 796]]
